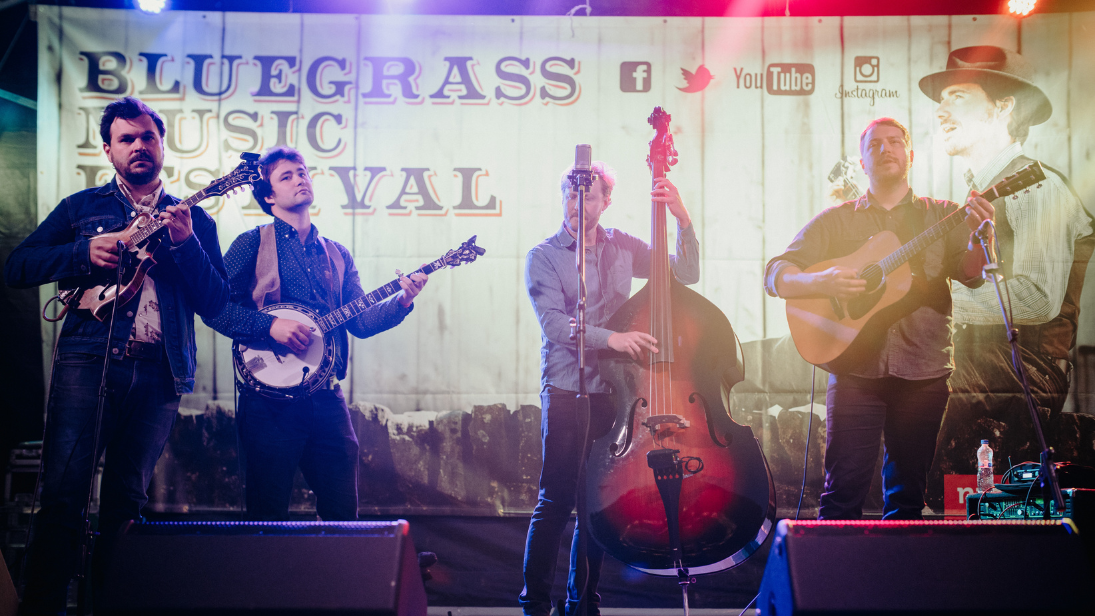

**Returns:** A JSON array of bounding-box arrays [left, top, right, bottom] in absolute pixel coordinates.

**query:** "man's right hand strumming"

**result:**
[[808, 266, 867, 299], [607, 331, 659, 361], [89, 236, 121, 269], [270, 317, 313, 354], [776, 265, 866, 300]]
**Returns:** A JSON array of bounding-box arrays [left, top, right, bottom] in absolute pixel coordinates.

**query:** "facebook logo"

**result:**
[[620, 62, 652, 92]]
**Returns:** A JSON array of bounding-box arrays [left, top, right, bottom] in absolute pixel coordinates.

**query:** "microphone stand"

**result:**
[[76, 240, 127, 615], [567, 164, 594, 616], [978, 221, 1065, 518]]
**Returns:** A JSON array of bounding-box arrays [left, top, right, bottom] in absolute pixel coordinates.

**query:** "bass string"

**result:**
[[648, 173, 674, 449]]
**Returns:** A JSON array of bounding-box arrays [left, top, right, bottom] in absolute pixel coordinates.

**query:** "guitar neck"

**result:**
[[845, 180, 863, 201], [128, 189, 207, 246], [879, 206, 967, 275], [315, 257, 446, 333]]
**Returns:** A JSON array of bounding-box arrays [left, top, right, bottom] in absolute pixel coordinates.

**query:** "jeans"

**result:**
[[237, 387, 359, 521], [519, 390, 614, 616], [818, 374, 949, 521], [21, 350, 180, 616]]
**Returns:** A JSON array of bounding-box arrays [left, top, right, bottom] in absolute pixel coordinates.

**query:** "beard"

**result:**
[[112, 152, 162, 186]]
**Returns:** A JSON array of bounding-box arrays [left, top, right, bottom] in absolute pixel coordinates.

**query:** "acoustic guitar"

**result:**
[[786, 162, 1045, 373]]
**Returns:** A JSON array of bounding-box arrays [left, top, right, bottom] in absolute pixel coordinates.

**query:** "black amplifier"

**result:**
[[967, 487, 1095, 522]]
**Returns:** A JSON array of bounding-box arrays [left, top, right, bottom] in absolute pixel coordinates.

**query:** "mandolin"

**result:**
[[786, 162, 1046, 373], [44, 153, 261, 323]]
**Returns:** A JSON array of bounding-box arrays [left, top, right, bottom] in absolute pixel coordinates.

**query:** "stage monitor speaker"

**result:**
[[758, 519, 1094, 615], [98, 520, 426, 616], [1, 550, 16, 616]]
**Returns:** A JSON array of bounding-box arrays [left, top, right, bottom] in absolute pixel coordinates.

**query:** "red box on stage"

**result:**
[[943, 474, 1001, 518]]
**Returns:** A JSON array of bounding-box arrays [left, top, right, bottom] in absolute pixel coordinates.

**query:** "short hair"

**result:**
[[979, 78, 1033, 144], [253, 146, 307, 215], [859, 117, 912, 154], [99, 96, 166, 145], [558, 161, 617, 201]]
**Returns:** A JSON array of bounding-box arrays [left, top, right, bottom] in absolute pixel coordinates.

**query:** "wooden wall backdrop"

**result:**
[[34, 8, 1095, 514]]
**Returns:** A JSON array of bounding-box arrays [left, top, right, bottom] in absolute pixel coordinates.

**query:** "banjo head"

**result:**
[[233, 304, 334, 394]]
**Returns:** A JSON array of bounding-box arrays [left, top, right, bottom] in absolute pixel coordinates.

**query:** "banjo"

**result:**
[[233, 235, 486, 398]]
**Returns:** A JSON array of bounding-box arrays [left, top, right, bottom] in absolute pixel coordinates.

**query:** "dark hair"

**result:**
[[99, 96, 166, 144], [253, 145, 307, 215], [859, 117, 911, 154], [979, 78, 1033, 144]]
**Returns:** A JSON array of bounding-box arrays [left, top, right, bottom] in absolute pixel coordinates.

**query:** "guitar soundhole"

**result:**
[[859, 263, 884, 293], [848, 282, 886, 320]]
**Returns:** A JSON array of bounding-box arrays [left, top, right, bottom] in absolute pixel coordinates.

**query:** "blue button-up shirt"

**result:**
[[4, 178, 229, 394], [526, 222, 699, 393]]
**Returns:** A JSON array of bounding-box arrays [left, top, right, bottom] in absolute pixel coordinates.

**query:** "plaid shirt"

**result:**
[[952, 142, 1094, 325]]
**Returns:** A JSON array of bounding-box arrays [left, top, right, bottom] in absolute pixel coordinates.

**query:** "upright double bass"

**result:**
[[586, 108, 775, 575]]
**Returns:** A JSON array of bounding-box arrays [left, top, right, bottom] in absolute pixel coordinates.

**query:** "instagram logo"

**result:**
[[854, 56, 880, 83]]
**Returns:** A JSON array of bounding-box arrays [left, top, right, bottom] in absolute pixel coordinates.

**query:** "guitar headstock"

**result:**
[[990, 162, 1047, 200], [647, 106, 678, 174], [440, 235, 487, 268], [204, 152, 263, 198], [826, 156, 862, 203]]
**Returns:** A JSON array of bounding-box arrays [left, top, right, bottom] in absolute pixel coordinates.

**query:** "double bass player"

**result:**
[[520, 158, 698, 616]]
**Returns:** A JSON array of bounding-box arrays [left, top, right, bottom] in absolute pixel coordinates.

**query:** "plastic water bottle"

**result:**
[[977, 440, 994, 493]]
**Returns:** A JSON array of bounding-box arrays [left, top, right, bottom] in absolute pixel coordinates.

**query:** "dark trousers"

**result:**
[[519, 390, 614, 616], [21, 351, 179, 616], [818, 374, 949, 520], [237, 387, 359, 521]]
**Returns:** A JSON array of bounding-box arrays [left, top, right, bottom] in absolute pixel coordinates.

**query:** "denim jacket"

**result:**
[[4, 178, 229, 394]]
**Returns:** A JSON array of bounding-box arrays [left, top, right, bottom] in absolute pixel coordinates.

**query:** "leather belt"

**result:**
[[543, 385, 577, 396], [125, 340, 163, 361]]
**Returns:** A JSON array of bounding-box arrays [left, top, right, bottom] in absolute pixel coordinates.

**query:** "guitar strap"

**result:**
[[250, 224, 281, 310], [250, 223, 346, 310], [317, 235, 345, 306]]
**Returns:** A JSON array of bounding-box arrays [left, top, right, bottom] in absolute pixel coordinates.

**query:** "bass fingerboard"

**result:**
[[315, 256, 447, 334]]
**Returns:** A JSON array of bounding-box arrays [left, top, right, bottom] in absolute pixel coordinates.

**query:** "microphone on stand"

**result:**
[[976, 219, 999, 281], [568, 140, 595, 616], [575, 143, 592, 173], [570, 144, 595, 192]]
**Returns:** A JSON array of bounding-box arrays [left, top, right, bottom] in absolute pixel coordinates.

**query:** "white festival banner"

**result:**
[[38, 7, 1095, 413]]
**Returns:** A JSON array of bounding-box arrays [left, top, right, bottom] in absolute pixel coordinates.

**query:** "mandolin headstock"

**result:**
[[204, 152, 263, 198]]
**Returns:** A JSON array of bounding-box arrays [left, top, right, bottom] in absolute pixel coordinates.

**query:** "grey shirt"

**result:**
[[526, 221, 700, 393]]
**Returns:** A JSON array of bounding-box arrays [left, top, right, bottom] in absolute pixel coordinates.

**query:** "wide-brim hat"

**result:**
[[918, 45, 1051, 126]]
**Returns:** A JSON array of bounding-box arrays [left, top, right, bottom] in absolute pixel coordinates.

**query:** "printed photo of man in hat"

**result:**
[[920, 45, 1095, 502]]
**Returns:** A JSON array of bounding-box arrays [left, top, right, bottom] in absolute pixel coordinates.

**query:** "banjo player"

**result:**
[[203, 145, 428, 521]]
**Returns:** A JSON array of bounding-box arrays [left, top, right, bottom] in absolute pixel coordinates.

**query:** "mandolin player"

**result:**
[[763, 118, 994, 520], [4, 96, 229, 615], [201, 146, 427, 522]]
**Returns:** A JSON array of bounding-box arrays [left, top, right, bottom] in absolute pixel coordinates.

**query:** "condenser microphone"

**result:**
[[574, 144, 592, 172]]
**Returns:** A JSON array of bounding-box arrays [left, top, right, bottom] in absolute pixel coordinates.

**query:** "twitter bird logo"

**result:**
[[677, 65, 713, 93]]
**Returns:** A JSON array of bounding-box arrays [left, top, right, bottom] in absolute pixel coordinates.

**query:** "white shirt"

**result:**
[[952, 142, 1093, 325], [116, 177, 165, 344]]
